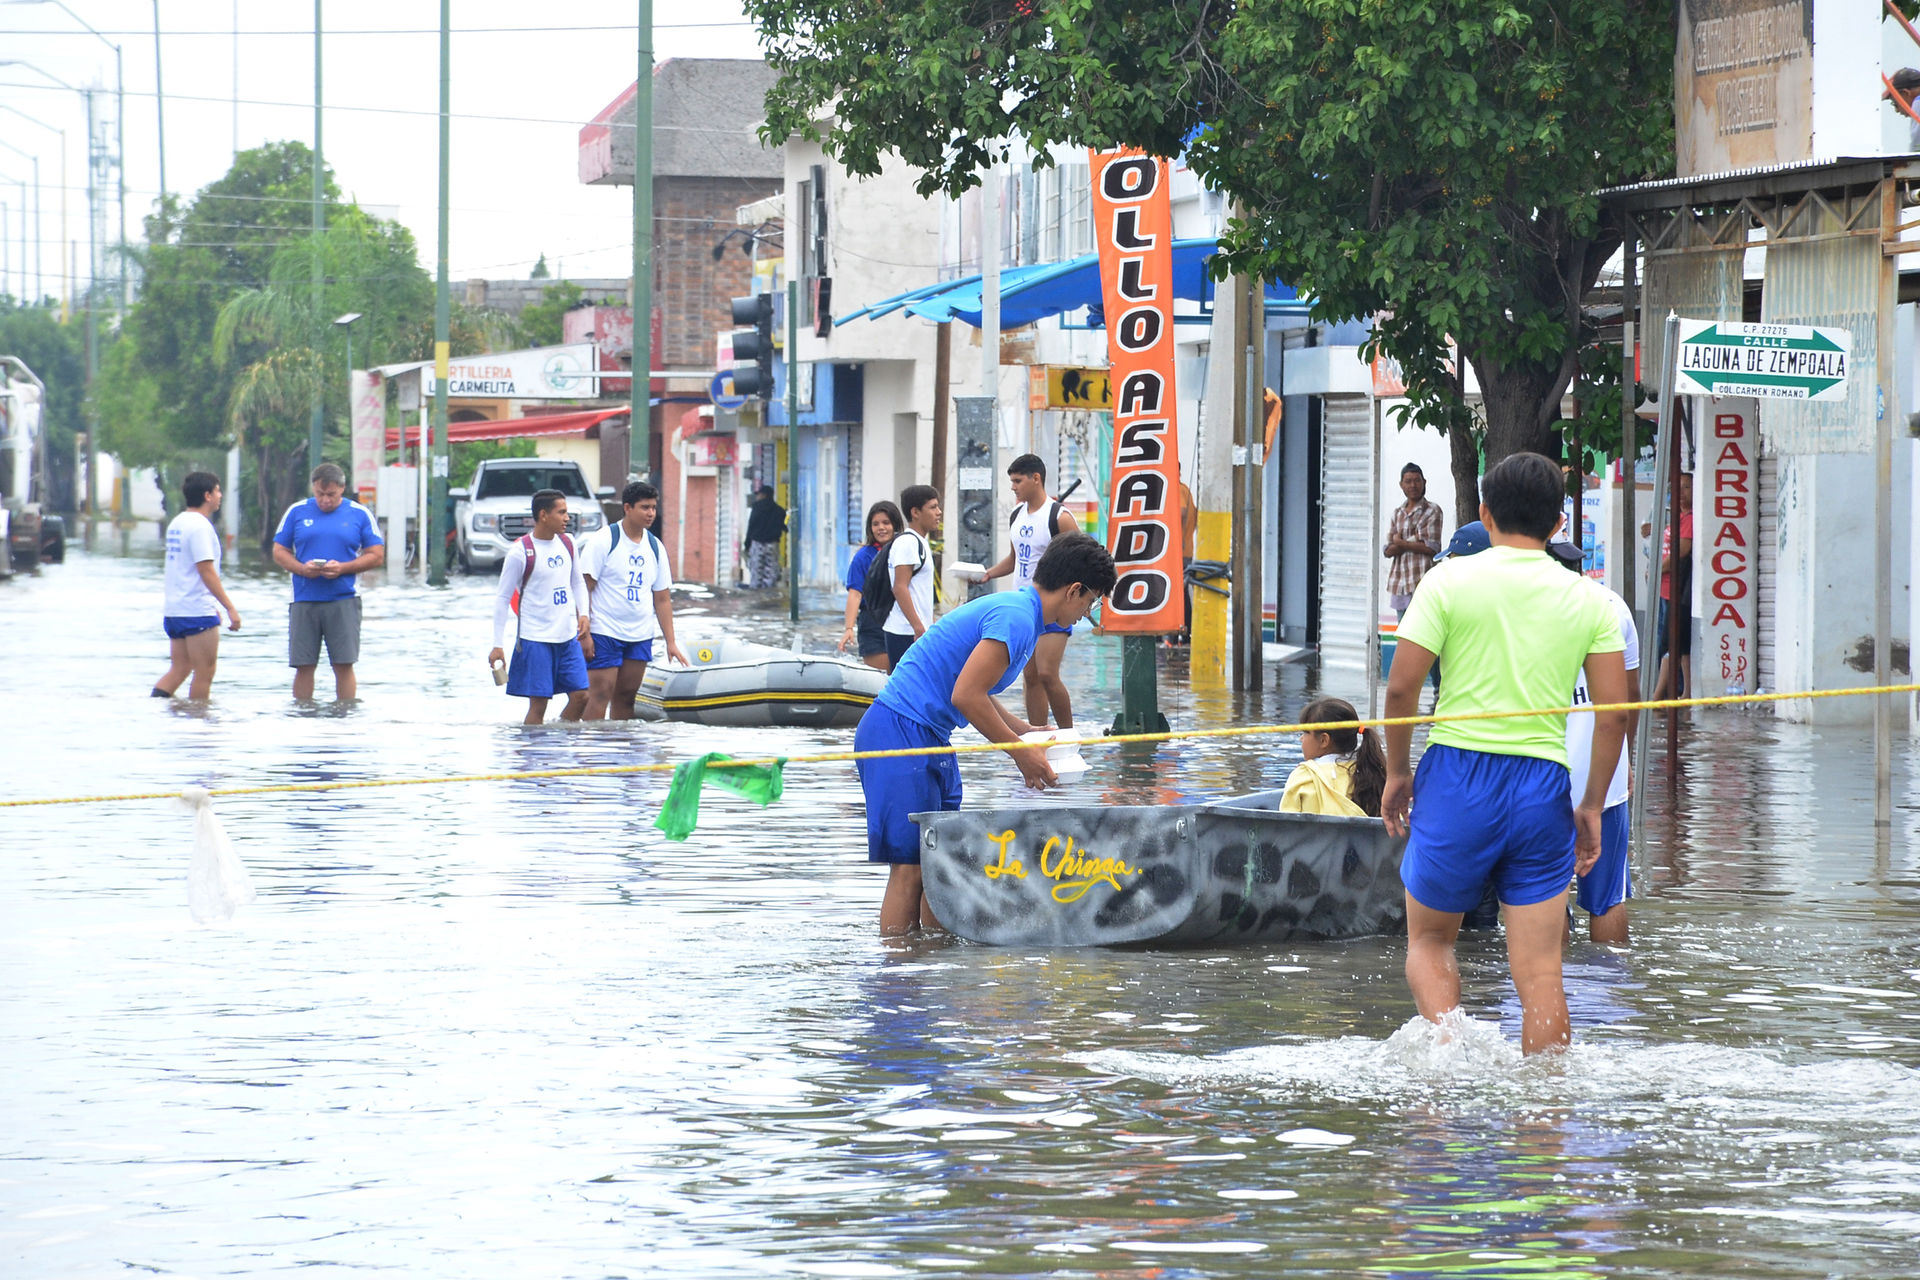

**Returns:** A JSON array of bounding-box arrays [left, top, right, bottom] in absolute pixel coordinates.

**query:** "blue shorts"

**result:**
[[1401, 744, 1576, 912], [506, 638, 588, 698], [1575, 800, 1633, 916], [884, 630, 918, 667], [163, 615, 220, 640], [854, 702, 960, 865], [586, 634, 654, 670]]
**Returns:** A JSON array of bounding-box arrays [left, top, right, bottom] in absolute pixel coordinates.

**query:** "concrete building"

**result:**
[[579, 58, 785, 585]]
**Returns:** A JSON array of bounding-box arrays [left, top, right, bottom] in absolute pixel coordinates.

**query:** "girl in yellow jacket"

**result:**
[[1280, 697, 1386, 818]]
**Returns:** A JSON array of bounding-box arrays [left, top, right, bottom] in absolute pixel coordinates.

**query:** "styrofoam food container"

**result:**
[[1018, 726, 1091, 782]]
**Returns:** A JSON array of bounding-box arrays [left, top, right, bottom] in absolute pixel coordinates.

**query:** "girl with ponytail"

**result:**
[[1279, 697, 1386, 818]]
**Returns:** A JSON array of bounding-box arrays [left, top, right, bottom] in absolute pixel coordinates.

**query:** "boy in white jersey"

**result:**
[[488, 488, 590, 725], [981, 454, 1081, 727], [1549, 538, 1638, 945], [579, 480, 688, 719], [154, 470, 243, 699]]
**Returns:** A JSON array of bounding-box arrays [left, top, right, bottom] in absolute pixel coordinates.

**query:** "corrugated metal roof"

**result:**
[[1599, 154, 1920, 203]]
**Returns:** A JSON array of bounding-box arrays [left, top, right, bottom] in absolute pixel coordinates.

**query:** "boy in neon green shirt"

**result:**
[[1382, 452, 1629, 1056]]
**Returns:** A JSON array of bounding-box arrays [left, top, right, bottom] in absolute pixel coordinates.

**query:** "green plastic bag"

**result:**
[[653, 751, 786, 841]]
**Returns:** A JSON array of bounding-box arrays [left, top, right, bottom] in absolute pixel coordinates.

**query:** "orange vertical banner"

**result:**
[[1089, 149, 1183, 632]]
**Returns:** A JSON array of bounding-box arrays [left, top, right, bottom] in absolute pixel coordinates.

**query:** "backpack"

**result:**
[[1008, 499, 1064, 538], [509, 530, 575, 616], [857, 530, 926, 628]]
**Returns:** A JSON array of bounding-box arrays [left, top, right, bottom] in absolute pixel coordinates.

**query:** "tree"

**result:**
[[516, 280, 584, 348], [530, 253, 551, 279], [749, 0, 1674, 516]]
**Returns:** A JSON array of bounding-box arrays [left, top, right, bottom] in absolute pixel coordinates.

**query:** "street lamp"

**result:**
[[333, 311, 363, 428], [1, 0, 124, 306], [0, 140, 39, 303]]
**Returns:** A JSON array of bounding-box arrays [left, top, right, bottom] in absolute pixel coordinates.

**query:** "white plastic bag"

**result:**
[[182, 786, 256, 924]]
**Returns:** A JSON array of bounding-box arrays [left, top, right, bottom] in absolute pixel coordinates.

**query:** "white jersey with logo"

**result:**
[[1567, 586, 1638, 809], [579, 522, 674, 642], [882, 529, 935, 636], [1008, 498, 1060, 589], [163, 509, 222, 617], [492, 534, 587, 647]]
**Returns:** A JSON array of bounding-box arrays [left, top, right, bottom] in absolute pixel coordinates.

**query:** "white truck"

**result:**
[[450, 457, 612, 573]]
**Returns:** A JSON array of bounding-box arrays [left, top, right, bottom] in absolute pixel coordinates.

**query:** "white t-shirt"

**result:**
[[163, 510, 222, 617], [492, 534, 588, 647], [1567, 586, 1638, 808], [578, 522, 674, 643], [883, 529, 935, 636], [1008, 498, 1059, 589]]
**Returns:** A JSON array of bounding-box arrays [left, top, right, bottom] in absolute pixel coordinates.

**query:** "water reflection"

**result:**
[[4, 543, 1920, 1277]]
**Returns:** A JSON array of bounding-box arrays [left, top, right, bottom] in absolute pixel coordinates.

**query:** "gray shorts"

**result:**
[[289, 597, 362, 667]]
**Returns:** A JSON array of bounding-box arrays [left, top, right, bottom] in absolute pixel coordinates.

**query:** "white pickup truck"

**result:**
[[450, 457, 612, 572]]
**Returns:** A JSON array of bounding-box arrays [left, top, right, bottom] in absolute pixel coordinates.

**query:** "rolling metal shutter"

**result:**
[[1319, 395, 1374, 676]]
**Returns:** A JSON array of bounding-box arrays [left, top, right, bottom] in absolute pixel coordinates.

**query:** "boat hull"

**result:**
[[637, 638, 885, 729], [914, 789, 1406, 946]]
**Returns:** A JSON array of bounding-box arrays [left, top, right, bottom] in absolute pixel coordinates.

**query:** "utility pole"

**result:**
[[309, 1, 325, 472], [113, 40, 123, 308], [427, 0, 451, 588], [84, 86, 97, 516], [630, 0, 654, 483], [153, 0, 166, 205], [787, 277, 799, 623]]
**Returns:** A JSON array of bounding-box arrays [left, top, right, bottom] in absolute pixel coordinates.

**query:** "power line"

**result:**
[[0, 80, 771, 133], [0, 22, 754, 36]]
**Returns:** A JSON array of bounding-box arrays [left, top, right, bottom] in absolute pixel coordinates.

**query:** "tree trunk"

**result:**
[[1449, 354, 1569, 527]]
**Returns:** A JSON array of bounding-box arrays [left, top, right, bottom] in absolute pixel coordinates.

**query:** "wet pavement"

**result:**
[[6, 528, 1920, 1277]]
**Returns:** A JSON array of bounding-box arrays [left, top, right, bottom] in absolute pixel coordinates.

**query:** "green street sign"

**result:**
[[1674, 318, 1851, 401]]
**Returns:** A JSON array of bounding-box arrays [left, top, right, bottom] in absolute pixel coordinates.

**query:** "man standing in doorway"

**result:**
[[982, 454, 1081, 727], [580, 480, 688, 719], [273, 462, 385, 701], [1383, 462, 1444, 617], [743, 484, 787, 590]]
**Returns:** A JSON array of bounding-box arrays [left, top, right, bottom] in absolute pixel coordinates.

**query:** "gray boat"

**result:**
[[913, 789, 1406, 946], [636, 637, 886, 729]]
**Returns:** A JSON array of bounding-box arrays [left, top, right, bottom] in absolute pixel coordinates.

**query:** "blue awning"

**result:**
[[836, 239, 1306, 328]]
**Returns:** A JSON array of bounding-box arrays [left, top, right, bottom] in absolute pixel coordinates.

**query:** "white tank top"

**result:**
[[1008, 499, 1059, 588]]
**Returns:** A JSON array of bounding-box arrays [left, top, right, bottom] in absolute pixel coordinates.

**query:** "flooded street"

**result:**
[[7, 534, 1920, 1278]]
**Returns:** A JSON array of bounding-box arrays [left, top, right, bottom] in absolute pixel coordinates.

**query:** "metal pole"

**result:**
[[931, 321, 951, 578], [114, 43, 124, 309], [308, 2, 324, 472], [1875, 177, 1897, 827], [1665, 397, 1683, 789], [1631, 311, 1680, 862], [30, 155, 39, 303], [427, 0, 451, 587], [1367, 392, 1383, 719], [787, 277, 800, 623], [84, 88, 96, 517], [153, 0, 166, 204], [630, 0, 654, 483]]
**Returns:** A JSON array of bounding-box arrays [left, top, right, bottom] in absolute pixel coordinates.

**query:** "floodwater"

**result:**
[[6, 528, 1920, 1278]]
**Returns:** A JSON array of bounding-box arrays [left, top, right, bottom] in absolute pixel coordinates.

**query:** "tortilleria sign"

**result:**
[[1089, 149, 1183, 632], [421, 342, 597, 400], [1674, 319, 1849, 400]]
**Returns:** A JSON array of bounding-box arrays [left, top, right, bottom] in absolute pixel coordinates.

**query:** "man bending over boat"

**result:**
[[1380, 453, 1628, 1055], [855, 533, 1116, 934]]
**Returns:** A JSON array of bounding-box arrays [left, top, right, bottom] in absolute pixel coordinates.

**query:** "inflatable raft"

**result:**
[[636, 637, 886, 729], [914, 789, 1406, 946]]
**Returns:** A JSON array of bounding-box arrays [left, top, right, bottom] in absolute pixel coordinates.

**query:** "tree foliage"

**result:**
[[515, 281, 585, 348], [749, 0, 1674, 505], [95, 142, 444, 538]]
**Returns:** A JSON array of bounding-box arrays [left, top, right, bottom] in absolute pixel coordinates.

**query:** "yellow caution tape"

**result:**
[[3, 682, 1916, 811]]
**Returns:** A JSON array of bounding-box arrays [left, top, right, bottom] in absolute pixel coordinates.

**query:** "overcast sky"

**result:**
[[0, 1, 764, 299]]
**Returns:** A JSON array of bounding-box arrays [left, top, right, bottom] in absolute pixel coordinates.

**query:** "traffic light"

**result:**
[[729, 292, 775, 400]]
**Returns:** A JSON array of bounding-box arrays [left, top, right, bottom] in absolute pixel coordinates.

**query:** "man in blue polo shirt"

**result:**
[[272, 462, 386, 700], [855, 532, 1116, 934]]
